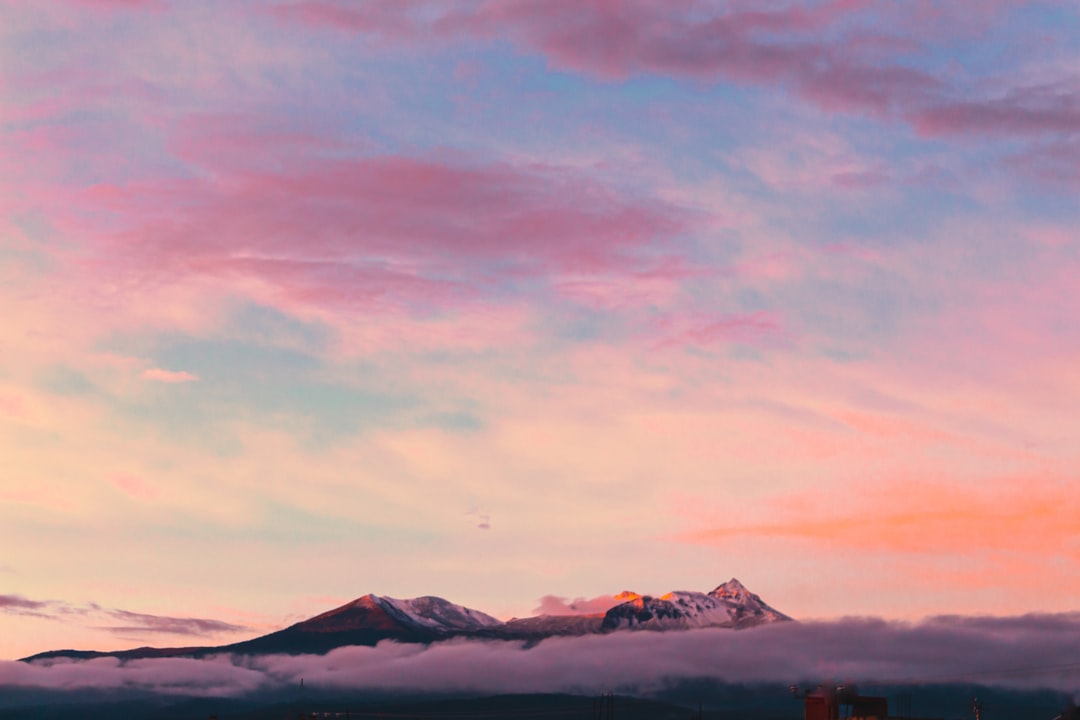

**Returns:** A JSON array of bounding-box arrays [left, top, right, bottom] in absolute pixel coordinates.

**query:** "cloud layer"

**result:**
[[6, 617, 1080, 699]]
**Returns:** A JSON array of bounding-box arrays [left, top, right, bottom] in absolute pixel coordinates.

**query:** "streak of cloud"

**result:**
[[140, 368, 199, 383], [678, 478, 1080, 557], [100, 610, 247, 637], [0, 595, 247, 639], [0, 595, 50, 618]]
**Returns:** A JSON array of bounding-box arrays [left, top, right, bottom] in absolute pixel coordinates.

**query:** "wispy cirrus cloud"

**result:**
[[650, 311, 784, 350], [912, 81, 1080, 138], [0, 595, 246, 639], [0, 595, 50, 616], [78, 126, 696, 325], [1004, 139, 1080, 189], [139, 368, 199, 383], [99, 609, 246, 637], [61, 0, 162, 10]]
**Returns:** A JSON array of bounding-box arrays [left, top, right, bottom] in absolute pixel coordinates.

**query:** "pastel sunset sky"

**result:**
[[2, 0, 1079, 661]]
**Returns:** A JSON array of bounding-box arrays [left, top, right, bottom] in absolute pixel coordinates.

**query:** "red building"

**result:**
[[801, 685, 895, 720]]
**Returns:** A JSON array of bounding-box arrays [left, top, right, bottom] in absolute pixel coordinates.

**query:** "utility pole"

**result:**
[[597, 692, 614, 720]]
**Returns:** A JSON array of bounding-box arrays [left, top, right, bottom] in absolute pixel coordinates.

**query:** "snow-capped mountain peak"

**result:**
[[380, 595, 502, 632], [709, 577, 791, 624], [293, 594, 501, 636], [600, 580, 791, 631], [710, 577, 750, 600]]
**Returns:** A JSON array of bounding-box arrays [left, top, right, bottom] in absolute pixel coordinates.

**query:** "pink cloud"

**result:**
[[2, 593, 251, 651], [78, 120, 692, 322], [0, 594, 50, 613], [533, 594, 622, 616], [62, 0, 160, 8], [100, 609, 246, 637], [0, 393, 27, 419], [1, 109, 699, 358], [269, 0, 1080, 148], [651, 311, 784, 350], [1003, 140, 1080, 188], [111, 474, 157, 500], [678, 476, 1080, 558], [830, 168, 890, 189], [267, 0, 425, 37], [140, 368, 199, 383], [554, 259, 711, 310], [881, 0, 1036, 37], [912, 83, 1080, 137], [0, 486, 75, 512], [165, 113, 357, 175], [270, 0, 940, 119]]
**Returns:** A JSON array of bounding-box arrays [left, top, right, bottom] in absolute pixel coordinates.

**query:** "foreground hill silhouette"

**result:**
[[1, 685, 1073, 720]]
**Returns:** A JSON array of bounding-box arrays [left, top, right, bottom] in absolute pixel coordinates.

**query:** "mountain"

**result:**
[[490, 579, 790, 642], [21, 579, 790, 662], [194, 593, 506, 656], [600, 579, 791, 631], [21, 594, 504, 662], [277, 593, 501, 637]]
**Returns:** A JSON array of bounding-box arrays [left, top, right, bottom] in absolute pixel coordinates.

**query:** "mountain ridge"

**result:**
[[21, 578, 791, 662]]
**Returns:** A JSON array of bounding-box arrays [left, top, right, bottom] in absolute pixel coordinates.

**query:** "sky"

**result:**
[[1, 0, 1079, 663]]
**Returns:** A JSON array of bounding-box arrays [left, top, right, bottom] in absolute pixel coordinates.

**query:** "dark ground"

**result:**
[[0, 684, 1072, 720]]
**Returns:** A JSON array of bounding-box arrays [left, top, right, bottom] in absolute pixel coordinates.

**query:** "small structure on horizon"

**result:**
[[793, 683, 916, 720]]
